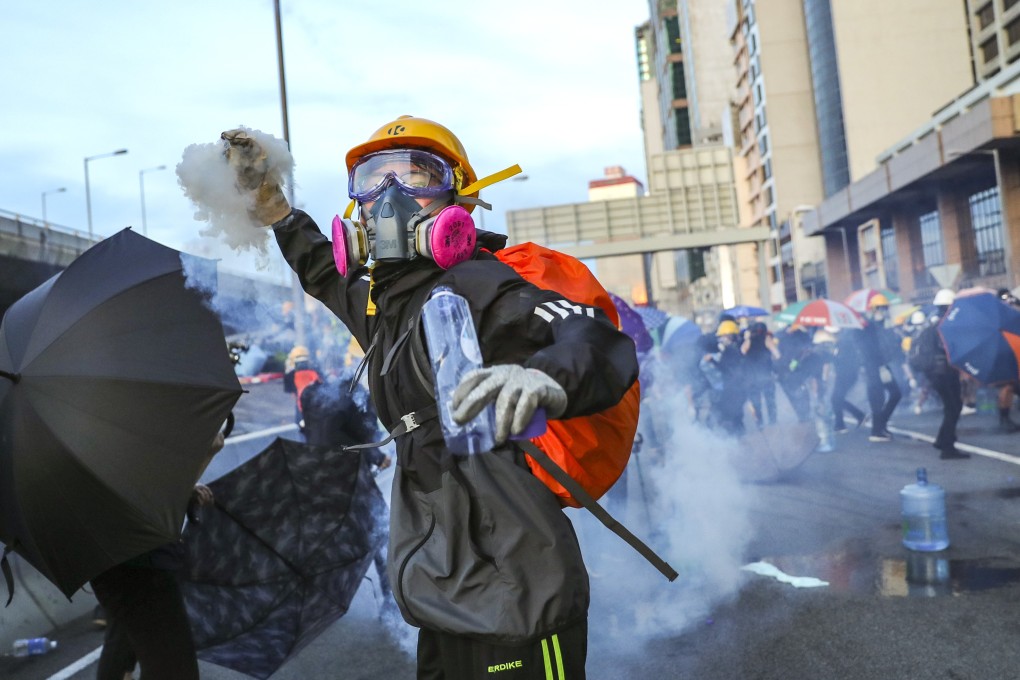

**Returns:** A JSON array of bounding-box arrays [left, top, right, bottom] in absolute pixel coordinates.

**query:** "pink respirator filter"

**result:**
[[428, 205, 476, 270], [331, 215, 350, 276]]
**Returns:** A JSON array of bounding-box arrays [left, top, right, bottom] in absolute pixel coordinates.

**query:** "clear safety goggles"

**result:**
[[348, 149, 454, 202]]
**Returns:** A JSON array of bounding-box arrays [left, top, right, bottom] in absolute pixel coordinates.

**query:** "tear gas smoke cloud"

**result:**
[[579, 354, 757, 647], [176, 126, 294, 268]]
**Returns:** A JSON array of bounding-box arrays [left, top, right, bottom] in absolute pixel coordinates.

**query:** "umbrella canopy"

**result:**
[[608, 293, 653, 354], [844, 288, 903, 313], [792, 299, 864, 329], [723, 304, 769, 318], [631, 305, 670, 333], [661, 315, 701, 353], [0, 228, 242, 598], [180, 438, 387, 680], [939, 292, 1020, 385], [773, 300, 810, 326], [730, 421, 818, 483]]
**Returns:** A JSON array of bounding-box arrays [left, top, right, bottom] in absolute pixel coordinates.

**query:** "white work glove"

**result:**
[[220, 129, 291, 225], [451, 365, 568, 445], [879, 366, 893, 384]]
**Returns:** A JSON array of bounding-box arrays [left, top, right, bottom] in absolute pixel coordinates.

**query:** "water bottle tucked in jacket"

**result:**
[[421, 286, 495, 455], [11, 637, 58, 657]]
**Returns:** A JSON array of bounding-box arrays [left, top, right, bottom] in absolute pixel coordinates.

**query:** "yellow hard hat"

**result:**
[[345, 116, 477, 194], [868, 293, 890, 309], [716, 320, 740, 336], [288, 345, 310, 362]]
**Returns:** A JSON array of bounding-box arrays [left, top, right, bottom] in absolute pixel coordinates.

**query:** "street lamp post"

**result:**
[[138, 165, 167, 236], [84, 148, 128, 240], [41, 187, 67, 227]]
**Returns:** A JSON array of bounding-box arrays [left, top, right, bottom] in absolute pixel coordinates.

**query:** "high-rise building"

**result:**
[[727, 0, 974, 306]]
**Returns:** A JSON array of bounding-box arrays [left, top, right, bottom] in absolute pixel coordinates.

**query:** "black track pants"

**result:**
[[417, 620, 587, 680]]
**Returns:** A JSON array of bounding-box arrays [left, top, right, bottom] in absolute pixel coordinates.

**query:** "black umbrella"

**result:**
[[0, 228, 242, 599], [180, 438, 388, 680]]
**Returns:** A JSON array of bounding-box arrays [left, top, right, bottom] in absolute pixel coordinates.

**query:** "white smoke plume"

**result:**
[[176, 126, 294, 269], [579, 355, 757, 646]]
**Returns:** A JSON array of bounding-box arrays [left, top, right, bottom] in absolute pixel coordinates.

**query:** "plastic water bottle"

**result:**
[[900, 467, 949, 551], [421, 287, 495, 455], [12, 637, 58, 657]]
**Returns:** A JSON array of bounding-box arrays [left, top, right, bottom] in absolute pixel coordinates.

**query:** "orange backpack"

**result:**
[[494, 243, 641, 508]]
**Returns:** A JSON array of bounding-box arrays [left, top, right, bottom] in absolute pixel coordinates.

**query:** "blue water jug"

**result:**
[[901, 467, 949, 551], [421, 287, 495, 455]]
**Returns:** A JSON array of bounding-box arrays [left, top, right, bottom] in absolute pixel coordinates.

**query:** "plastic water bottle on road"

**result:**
[[900, 467, 949, 551], [421, 287, 495, 455], [11, 637, 58, 657]]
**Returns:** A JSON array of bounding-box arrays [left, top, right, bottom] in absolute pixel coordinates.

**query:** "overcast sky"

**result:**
[[2, 0, 649, 278]]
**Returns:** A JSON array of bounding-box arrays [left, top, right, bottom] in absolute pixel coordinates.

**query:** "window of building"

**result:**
[[763, 158, 772, 180], [977, 2, 995, 29], [763, 185, 774, 207], [671, 63, 687, 99], [919, 210, 945, 268], [1007, 18, 1020, 46], [675, 107, 692, 146], [968, 187, 1007, 276], [758, 133, 769, 156], [981, 37, 999, 63], [665, 16, 682, 54], [880, 223, 899, 291]]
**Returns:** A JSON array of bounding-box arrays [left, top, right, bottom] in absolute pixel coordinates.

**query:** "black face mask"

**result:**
[[365, 184, 428, 262]]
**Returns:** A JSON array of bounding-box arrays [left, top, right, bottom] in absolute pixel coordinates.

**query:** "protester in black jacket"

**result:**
[[831, 328, 866, 432], [221, 118, 638, 679], [859, 295, 902, 442], [913, 289, 968, 459]]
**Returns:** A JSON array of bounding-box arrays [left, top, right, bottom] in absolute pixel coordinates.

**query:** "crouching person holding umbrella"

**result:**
[[90, 431, 226, 680]]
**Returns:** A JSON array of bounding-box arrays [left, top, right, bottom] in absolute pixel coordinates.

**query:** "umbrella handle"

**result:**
[[0, 370, 20, 384], [222, 412, 235, 438]]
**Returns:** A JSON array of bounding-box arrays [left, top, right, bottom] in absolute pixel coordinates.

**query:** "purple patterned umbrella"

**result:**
[[609, 293, 653, 353], [631, 305, 670, 332]]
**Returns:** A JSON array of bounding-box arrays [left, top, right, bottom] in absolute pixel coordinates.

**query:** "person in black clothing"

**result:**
[[831, 327, 866, 432], [776, 324, 813, 422], [700, 319, 746, 435], [741, 321, 778, 428], [859, 294, 902, 442], [914, 289, 968, 459], [220, 118, 639, 679], [91, 433, 225, 680], [299, 369, 397, 619]]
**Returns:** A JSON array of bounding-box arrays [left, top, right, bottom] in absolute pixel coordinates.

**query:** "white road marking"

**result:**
[[46, 645, 102, 680], [887, 425, 1020, 465]]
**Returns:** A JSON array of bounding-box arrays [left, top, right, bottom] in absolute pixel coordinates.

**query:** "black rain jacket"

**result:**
[[272, 210, 639, 644]]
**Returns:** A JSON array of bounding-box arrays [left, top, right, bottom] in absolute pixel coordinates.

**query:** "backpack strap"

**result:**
[[516, 440, 678, 582], [2, 544, 15, 606], [342, 403, 439, 452]]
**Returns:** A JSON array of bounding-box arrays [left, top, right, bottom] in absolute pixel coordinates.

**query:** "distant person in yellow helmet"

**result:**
[[860, 294, 902, 442], [698, 319, 747, 435], [219, 116, 639, 678]]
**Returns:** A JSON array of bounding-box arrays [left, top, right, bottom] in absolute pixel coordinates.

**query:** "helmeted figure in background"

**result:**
[[700, 319, 746, 435], [220, 116, 638, 679], [283, 344, 320, 435], [859, 293, 902, 442], [911, 289, 968, 459]]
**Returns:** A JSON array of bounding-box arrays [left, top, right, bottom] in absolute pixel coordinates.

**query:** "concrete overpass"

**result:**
[[0, 210, 292, 325]]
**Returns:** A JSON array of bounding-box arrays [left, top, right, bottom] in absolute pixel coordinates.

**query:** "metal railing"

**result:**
[[0, 209, 98, 266]]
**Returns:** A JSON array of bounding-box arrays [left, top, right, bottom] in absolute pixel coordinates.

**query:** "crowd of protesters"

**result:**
[[651, 287, 1020, 459]]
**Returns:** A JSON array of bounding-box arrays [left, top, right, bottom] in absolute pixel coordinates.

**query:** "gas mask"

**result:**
[[330, 184, 477, 276]]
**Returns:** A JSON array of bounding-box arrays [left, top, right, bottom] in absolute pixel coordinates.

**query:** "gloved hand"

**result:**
[[220, 129, 292, 225], [451, 365, 567, 445], [879, 366, 893, 384]]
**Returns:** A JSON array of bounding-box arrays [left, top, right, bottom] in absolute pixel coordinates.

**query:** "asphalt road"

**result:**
[[6, 381, 1020, 680]]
